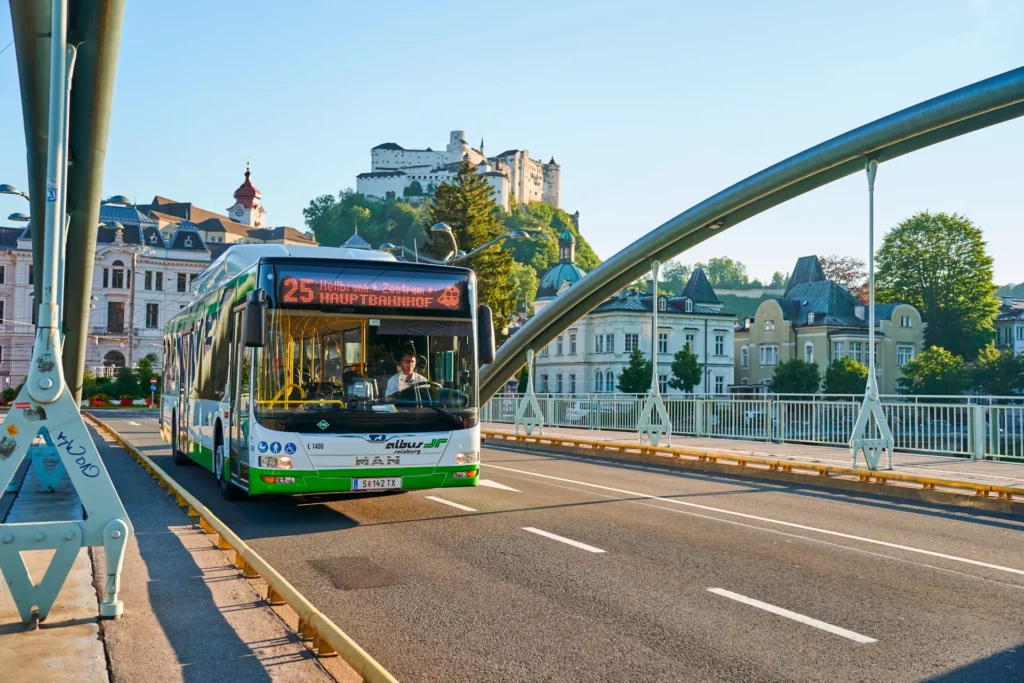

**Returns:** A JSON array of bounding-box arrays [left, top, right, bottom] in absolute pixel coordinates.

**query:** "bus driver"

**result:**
[[386, 349, 428, 398]]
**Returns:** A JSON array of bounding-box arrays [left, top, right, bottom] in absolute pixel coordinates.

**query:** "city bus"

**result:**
[[159, 244, 492, 499]]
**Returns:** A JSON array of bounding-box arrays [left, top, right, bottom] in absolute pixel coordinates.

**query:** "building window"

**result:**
[[740, 346, 748, 368], [107, 301, 125, 333], [715, 333, 725, 356], [658, 297, 667, 312], [658, 332, 668, 354], [102, 268, 109, 288], [595, 334, 604, 353], [897, 345, 914, 367], [764, 319, 775, 332], [0, 265, 5, 284], [144, 271, 153, 290], [901, 316, 912, 328], [0, 345, 3, 363], [556, 336, 564, 355], [685, 332, 695, 351], [569, 373, 576, 393], [759, 344, 778, 366], [1017, 326, 1024, 341], [540, 374, 548, 393], [741, 378, 749, 385], [177, 273, 187, 293], [190, 273, 198, 287], [606, 333, 615, 353], [833, 342, 843, 360], [684, 298, 693, 313], [28, 265, 33, 285], [155, 272, 163, 291], [569, 332, 577, 355], [111, 260, 125, 289], [556, 373, 563, 393], [605, 371, 614, 393], [541, 345, 549, 357], [146, 303, 159, 329], [873, 343, 879, 368], [595, 371, 603, 392], [185, 236, 193, 247], [625, 333, 639, 352], [849, 342, 863, 363], [804, 342, 814, 363], [715, 375, 725, 394]]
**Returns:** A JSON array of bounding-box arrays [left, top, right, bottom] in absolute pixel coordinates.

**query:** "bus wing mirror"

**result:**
[[477, 304, 495, 365], [244, 289, 267, 348]]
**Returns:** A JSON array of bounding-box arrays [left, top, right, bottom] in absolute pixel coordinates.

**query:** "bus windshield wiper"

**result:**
[[399, 402, 463, 428]]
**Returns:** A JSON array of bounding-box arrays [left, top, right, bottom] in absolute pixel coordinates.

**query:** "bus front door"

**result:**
[[230, 312, 251, 488]]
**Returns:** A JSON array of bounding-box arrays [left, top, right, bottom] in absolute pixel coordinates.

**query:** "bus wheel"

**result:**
[[172, 412, 189, 466], [215, 428, 243, 501]]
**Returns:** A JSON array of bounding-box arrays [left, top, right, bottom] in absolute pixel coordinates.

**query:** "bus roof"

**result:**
[[191, 243, 397, 300]]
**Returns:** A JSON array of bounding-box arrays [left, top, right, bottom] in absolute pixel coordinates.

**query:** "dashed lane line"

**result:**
[[708, 588, 877, 644], [522, 527, 606, 553], [424, 496, 477, 512]]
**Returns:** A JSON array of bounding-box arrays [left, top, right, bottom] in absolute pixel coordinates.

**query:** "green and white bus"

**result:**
[[159, 244, 493, 499]]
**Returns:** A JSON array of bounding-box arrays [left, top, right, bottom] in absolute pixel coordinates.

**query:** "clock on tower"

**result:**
[[228, 163, 265, 228]]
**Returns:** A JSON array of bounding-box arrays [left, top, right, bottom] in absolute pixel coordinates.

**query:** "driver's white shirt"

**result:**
[[386, 372, 428, 397]]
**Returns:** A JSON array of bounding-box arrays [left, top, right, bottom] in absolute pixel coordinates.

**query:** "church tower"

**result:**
[[227, 163, 266, 228]]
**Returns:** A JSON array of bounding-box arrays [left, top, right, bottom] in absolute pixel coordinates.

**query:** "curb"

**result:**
[[483, 431, 1024, 515], [86, 414, 400, 683]]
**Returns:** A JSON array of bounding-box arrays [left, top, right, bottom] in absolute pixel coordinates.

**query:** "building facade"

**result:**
[[995, 297, 1024, 355], [733, 255, 926, 395], [0, 167, 316, 388], [530, 232, 736, 395], [356, 130, 561, 212]]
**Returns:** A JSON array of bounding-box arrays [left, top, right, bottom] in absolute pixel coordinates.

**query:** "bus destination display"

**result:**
[[278, 268, 467, 312]]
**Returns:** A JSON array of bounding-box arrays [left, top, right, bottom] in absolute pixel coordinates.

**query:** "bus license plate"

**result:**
[[352, 477, 402, 491]]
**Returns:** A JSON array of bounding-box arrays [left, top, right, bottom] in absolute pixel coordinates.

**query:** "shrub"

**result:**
[[1, 387, 17, 402]]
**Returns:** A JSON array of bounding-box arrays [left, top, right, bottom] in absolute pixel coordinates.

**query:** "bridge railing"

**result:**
[[481, 393, 1024, 462]]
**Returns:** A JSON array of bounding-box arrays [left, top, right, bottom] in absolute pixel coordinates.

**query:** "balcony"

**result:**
[[91, 326, 139, 336]]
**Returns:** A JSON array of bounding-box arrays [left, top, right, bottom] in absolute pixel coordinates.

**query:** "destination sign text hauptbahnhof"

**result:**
[[278, 268, 467, 312]]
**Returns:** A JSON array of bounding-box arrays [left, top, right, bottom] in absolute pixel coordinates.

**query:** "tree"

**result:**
[[303, 190, 428, 250], [617, 349, 653, 393], [822, 358, 868, 395], [697, 257, 749, 287], [876, 211, 999, 359], [772, 359, 821, 394], [109, 367, 140, 398], [897, 346, 967, 396], [768, 271, 788, 289], [134, 357, 159, 396], [669, 346, 702, 392], [661, 261, 692, 296], [403, 180, 424, 197], [970, 343, 1024, 396], [429, 161, 517, 337], [820, 255, 867, 303], [508, 262, 539, 315]]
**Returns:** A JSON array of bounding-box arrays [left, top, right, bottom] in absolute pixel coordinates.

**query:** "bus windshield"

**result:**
[[253, 309, 477, 434]]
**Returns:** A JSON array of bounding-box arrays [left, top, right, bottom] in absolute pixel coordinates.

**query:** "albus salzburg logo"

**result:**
[[383, 437, 449, 455]]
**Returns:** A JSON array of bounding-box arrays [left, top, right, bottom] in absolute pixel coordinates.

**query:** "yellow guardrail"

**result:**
[[85, 414, 399, 683], [483, 430, 1023, 502]]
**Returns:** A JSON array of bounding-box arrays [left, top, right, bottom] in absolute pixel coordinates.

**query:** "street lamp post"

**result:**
[[0, 184, 31, 201]]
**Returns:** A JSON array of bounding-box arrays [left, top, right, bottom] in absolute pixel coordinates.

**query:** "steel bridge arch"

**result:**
[[480, 67, 1024, 400]]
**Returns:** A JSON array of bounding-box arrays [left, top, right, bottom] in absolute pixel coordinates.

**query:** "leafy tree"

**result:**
[[617, 349, 653, 393], [969, 343, 1024, 396], [508, 262, 539, 315], [822, 358, 868, 395], [897, 346, 967, 396], [768, 271, 788, 289], [669, 346, 702, 392], [134, 358, 160, 396], [659, 261, 692, 296], [303, 190, 428, 250], [819, 255, 867, 303], [772, 359, 821, 394], [429, 161, 517, 337], [109, 367, 140, 398], [697, 257, 749, 287], [403, 180, 424, 197], [503, 202, 601, 278], [876, 211, 999, 359]]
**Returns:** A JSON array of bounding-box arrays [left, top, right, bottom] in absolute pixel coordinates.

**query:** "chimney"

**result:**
[[854, 305, 865, 320], [646, 277, 656, 294]]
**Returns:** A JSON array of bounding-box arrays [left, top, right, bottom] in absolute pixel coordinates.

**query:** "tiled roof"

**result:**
[[784, 255, 826, 296], [247, 226, 317, 244], [97, 224, 143, 245], [372, 143, 405, 151], [495, 149, 519, 158], [772, 280, 900, 327], [591, 293, 733, 317], [169, 224, 208, 251], [536, 262, 586, 299], [99, 205, 155, 225], [680, 268, 720, 304], [998, 299, 1024, 321], [356, 170, 407, 179], [142, 226, 166, 248], [194, 216, 250, 236]]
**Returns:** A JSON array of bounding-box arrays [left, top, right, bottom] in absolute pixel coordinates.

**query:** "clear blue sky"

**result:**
[[1, 0, 1021, 283]]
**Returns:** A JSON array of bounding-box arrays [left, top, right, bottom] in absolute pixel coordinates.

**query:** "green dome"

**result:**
[[536, 262, 586, 299]]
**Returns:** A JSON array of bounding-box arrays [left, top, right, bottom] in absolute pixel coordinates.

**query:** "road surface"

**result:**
[[93, 412, 1024, 682]]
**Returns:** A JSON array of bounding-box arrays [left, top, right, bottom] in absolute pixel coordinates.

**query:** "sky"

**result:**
[[1, 0, 1022, 284]]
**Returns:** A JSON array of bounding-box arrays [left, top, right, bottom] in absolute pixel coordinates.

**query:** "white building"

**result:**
[[531, 231, 736, 395], [0, 166, 316, 388], [996, 297, 1024, 355], [356, 130, 561, 212]]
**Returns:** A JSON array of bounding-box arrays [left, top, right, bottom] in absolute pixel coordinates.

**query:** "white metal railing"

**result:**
[[482, 393, 1024, 461]]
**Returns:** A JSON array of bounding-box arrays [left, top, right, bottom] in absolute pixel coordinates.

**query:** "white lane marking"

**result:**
[[479, 479, 520, 492], [424, 496, 476, 512], [127, 421, 142, 426], [522, 527, 606, 553], [485, 464, 1024, 577], [708, 588, 876, 644]]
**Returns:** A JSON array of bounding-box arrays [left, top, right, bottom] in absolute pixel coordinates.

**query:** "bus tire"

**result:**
[[172, 411, 190, 466], [215, 426, 244, 501]]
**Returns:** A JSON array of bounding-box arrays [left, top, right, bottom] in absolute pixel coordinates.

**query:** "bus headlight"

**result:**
[[258, 456, 293, 469], [455, 451, 479, 464]]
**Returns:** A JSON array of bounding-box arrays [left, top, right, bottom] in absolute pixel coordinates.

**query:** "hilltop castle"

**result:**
[[356, 130, 561, 212]]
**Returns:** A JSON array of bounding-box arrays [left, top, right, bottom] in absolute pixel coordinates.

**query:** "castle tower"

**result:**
[[227, 163, 266, 228], [542, 157, 561, 208]]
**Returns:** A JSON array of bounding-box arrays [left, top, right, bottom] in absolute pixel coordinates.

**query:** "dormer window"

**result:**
[[658, 296, 667, 312], [684, 298, 693, 313], [185, 236, 193, 247], [149, 233, 157, 243]]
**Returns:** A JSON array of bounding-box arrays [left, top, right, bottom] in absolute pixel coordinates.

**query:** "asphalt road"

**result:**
[[92, 412, 1024, 683]]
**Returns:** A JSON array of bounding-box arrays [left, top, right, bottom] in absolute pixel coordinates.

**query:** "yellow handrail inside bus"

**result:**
[[256, 399, 346, 408]]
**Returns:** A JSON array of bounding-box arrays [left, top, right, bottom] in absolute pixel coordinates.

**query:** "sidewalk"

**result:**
[[482, 422, 1024, 489]]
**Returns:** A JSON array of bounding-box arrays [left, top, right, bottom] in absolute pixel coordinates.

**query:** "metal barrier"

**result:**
[[85, 415, 399, 683], [483, 394, 1024, 461]]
